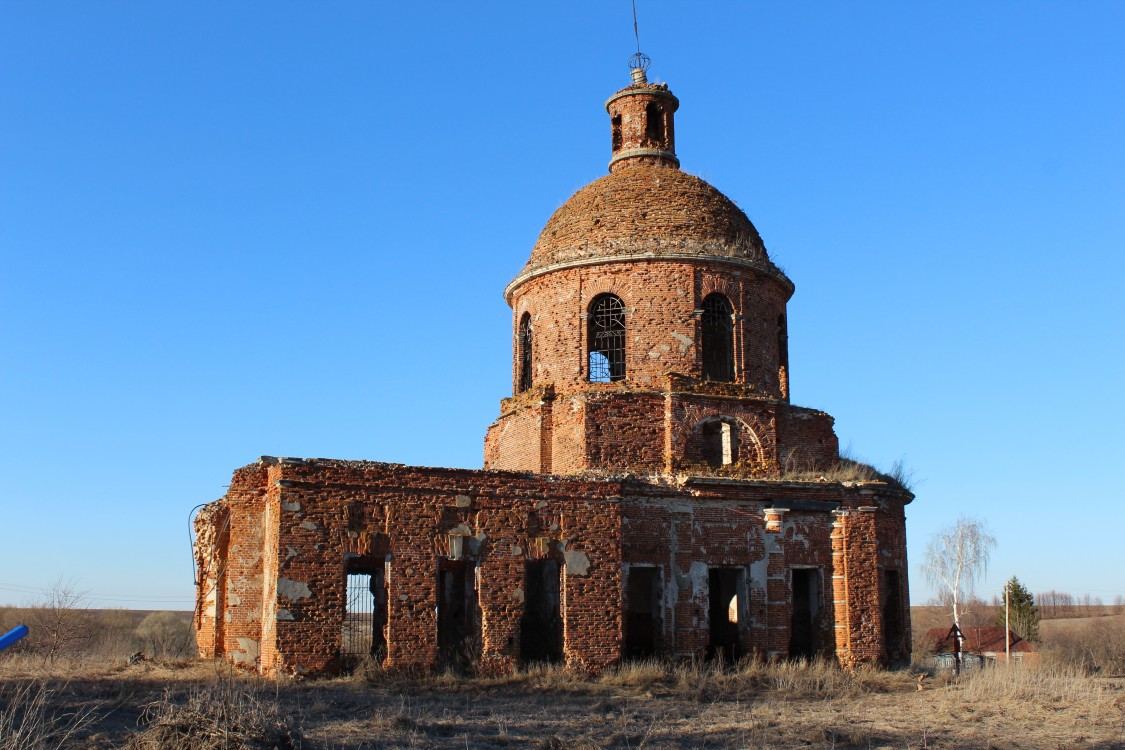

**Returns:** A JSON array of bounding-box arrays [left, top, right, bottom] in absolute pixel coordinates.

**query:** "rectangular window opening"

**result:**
[[789, 568, 821, 659], [707, 568, 743, 664], [521, 559, 563, 665], [881, 569, 905, 664], [437, 559, 481, 672], [624, 567, 662, 659], [342, 562, 387, 671]]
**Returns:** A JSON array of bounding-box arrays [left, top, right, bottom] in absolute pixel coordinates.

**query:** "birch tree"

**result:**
[[923, 516, 996, 635]]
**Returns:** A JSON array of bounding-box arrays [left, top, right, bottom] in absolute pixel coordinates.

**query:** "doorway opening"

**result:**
[[437, 559, 480, 672], [521, 559, 563, 665], [789, 568, 821, 659], [624, 567, 661, 659], [342, 557, 387, 671], [707, 568, 743, 664]]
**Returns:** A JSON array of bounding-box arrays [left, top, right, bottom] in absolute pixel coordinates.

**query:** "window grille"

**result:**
[[518, 313, 533, 392], [342, 573, 375, 661], [588, 294, 626, 382], [701, 294, 734, 382]]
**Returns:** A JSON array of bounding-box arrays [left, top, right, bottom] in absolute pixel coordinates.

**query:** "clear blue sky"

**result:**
[[2, 2, 1122, 611]]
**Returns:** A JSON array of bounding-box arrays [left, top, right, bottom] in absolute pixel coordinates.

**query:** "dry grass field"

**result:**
[[1, 656, 1123, 749], [2, 604, 1124, 748]]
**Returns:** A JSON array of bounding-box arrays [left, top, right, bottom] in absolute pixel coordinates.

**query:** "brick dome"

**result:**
[[508, 166, 791, 299]]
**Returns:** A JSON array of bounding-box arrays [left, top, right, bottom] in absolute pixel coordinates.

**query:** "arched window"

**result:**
[[701, 418, 739, 468], [611, 114, 623, 151], [645, 102, 665, 145], [777, 313, 788, 371], [701, 294, 734, 382], [518, 312, 533, 392], [588, 294, 626, 383], [777, 312, 789, 399]]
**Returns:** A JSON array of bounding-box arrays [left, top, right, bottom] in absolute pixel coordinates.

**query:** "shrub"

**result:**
[[134, 612, 196, 661]]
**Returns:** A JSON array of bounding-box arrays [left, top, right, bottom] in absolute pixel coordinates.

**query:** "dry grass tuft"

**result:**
[[0, 680, 101, 750], [782, 450, 916, 493], [123, 681, 302, 750]]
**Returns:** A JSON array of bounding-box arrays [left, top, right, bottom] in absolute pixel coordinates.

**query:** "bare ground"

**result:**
[[2, 658, 1123, 749]]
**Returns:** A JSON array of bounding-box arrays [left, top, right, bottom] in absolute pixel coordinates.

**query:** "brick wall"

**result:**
[[198, 459, 627, 676], [197, 461, 912, 675], [487, 385, 839, 478]]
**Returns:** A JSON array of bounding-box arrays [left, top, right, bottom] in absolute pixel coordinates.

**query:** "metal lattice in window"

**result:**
[[518, 313, 533, 392], [343, 573, 375, 662], [588, 294, 626, 383], [701, 293, 734, 382]]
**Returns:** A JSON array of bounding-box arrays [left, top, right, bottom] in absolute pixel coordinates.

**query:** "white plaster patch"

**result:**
[[276, 609, 294, 621], [232, 638, 259, 666], [226, 593, 241, 607], [514, 587, 525, 603], [564, 549, 590, 576], [282, 499, 301, 512], [300, 520, 318, 531], [455, 495, 472, 508], [286, 547, 298, 560], [276, 577, 311, 600], [512, 545, 523, 556], [688, 561, 709, 594], [671, 332, 694, 353]]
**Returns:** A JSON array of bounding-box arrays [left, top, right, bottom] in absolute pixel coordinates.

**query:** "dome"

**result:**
[[507, 165, 790, 298]]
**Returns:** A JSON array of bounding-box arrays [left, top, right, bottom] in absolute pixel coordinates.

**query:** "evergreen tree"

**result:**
[[995, 576, 1040, 643]]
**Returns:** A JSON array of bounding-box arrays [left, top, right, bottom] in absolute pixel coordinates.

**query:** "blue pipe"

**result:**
[[0, 625, 29, 653]]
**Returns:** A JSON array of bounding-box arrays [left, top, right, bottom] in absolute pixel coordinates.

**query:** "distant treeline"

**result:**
[[1032, 591, 1125, 620]]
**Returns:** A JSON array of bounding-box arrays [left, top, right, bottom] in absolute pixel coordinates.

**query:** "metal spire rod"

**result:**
[[632, 0, 641, 54]]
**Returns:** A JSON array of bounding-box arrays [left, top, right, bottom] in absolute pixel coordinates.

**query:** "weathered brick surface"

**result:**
[[516, 170, 775, 281], [507, 263, 790, 395], [195, 73, 914, 677]]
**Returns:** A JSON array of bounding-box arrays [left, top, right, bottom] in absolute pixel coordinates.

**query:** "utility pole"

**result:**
[[1005, 583, 1010, 665]]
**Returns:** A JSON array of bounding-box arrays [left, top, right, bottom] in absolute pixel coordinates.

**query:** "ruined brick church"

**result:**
[[194, 60, 913, 677]]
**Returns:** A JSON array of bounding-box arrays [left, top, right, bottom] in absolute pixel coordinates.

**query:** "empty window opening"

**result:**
[[777, 313, 789, 396], [701, 418, 739, 468], [611, 114, 623, 151], [624, 567, 662, 659], [708, 568, 744, 664], [881, 569, 905, 664], [588, 294, 626, 382], [518, 312, 533, 393], [701, 294, 735, 382], [342, 560, 387, 671], [521, 560, 563, 665], [644, 102, 665, 145], [437, 559, 480, 672], [789, 568, 821, 659]]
